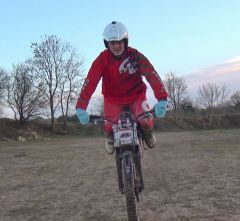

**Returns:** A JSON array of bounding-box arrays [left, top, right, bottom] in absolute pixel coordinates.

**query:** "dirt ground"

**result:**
[[0, 129, 240, 221]]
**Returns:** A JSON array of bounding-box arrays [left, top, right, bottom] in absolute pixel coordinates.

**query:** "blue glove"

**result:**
[[154, 100, 167, 118], [76, 108, 89, 125]]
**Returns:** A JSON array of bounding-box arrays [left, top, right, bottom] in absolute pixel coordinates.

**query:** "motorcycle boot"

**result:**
[[105, 136, 115, 154], [142, 129, 156, 149]]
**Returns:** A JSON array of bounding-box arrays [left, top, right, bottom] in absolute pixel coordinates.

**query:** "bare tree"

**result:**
[[0, 68, 8, 113], [28, 35, 82, 130], [196, 82, 229, 127], [92, 95, 104, 116], [164, 72, 189, 121], [59, 49, 84, 129], [230, 90, 240, 111], [6, 64, 46, 124], [180, 98, 195, 113]]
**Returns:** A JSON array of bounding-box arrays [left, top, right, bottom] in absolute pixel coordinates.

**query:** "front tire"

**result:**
[[122, 152, 140, 221]]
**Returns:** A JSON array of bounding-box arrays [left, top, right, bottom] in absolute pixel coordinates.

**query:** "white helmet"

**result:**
[[103, 21, 128, 48]]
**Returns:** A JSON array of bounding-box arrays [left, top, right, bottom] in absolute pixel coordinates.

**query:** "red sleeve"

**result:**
[[144, 69, 168, 101], [131, 49, 168, 101], [76, 53, 104, 110]]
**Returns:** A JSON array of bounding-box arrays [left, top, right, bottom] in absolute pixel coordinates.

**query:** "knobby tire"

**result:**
[[122, 152, 140, 221]]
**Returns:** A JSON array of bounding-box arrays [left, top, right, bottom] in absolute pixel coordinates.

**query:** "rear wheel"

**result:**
[[122, 152, 140, 221]]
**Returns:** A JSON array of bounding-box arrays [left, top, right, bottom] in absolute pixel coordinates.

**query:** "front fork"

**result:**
[[115, 147, 144, 194], [115, 153, 124, 193], [135, 150, 144, 193]]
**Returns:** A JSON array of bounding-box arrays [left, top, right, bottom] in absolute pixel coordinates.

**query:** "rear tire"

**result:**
[[122, 152, 140, 221]]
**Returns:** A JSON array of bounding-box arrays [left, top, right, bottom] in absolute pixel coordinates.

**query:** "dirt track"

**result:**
[[0, 129, 240, 221]]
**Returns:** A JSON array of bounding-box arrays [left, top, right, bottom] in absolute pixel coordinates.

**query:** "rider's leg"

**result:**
[[103, 99, 125, 154], [129, 97, 156, 149], [104, 99, 125, 190]]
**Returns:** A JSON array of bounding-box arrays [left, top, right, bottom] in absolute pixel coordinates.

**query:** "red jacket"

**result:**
[[76, 47, 168, 110]]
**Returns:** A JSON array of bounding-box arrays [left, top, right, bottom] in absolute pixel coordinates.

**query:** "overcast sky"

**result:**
[[1, 0, 240, 77]]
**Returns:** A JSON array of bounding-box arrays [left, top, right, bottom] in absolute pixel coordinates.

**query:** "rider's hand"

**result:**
[[154, 100, 167, 118], [76, 108, 89, 125]]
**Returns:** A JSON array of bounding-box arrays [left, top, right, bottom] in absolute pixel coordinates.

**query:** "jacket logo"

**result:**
[[119, 57, 138, 75]]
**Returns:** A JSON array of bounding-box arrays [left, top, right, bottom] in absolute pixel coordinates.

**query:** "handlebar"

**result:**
[[89, 109, 155, 126]]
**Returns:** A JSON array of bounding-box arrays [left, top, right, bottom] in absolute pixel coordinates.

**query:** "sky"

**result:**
[[1, 0, 240, 77]]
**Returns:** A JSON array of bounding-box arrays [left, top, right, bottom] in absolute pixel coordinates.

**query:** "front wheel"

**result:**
[[122, 151, 140, 221]]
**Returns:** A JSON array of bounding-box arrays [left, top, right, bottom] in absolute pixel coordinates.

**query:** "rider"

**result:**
[[76, 21, 168, 154]]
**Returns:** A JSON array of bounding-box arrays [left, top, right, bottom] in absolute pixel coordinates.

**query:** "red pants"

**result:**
[[104, 97, 154, 136]]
